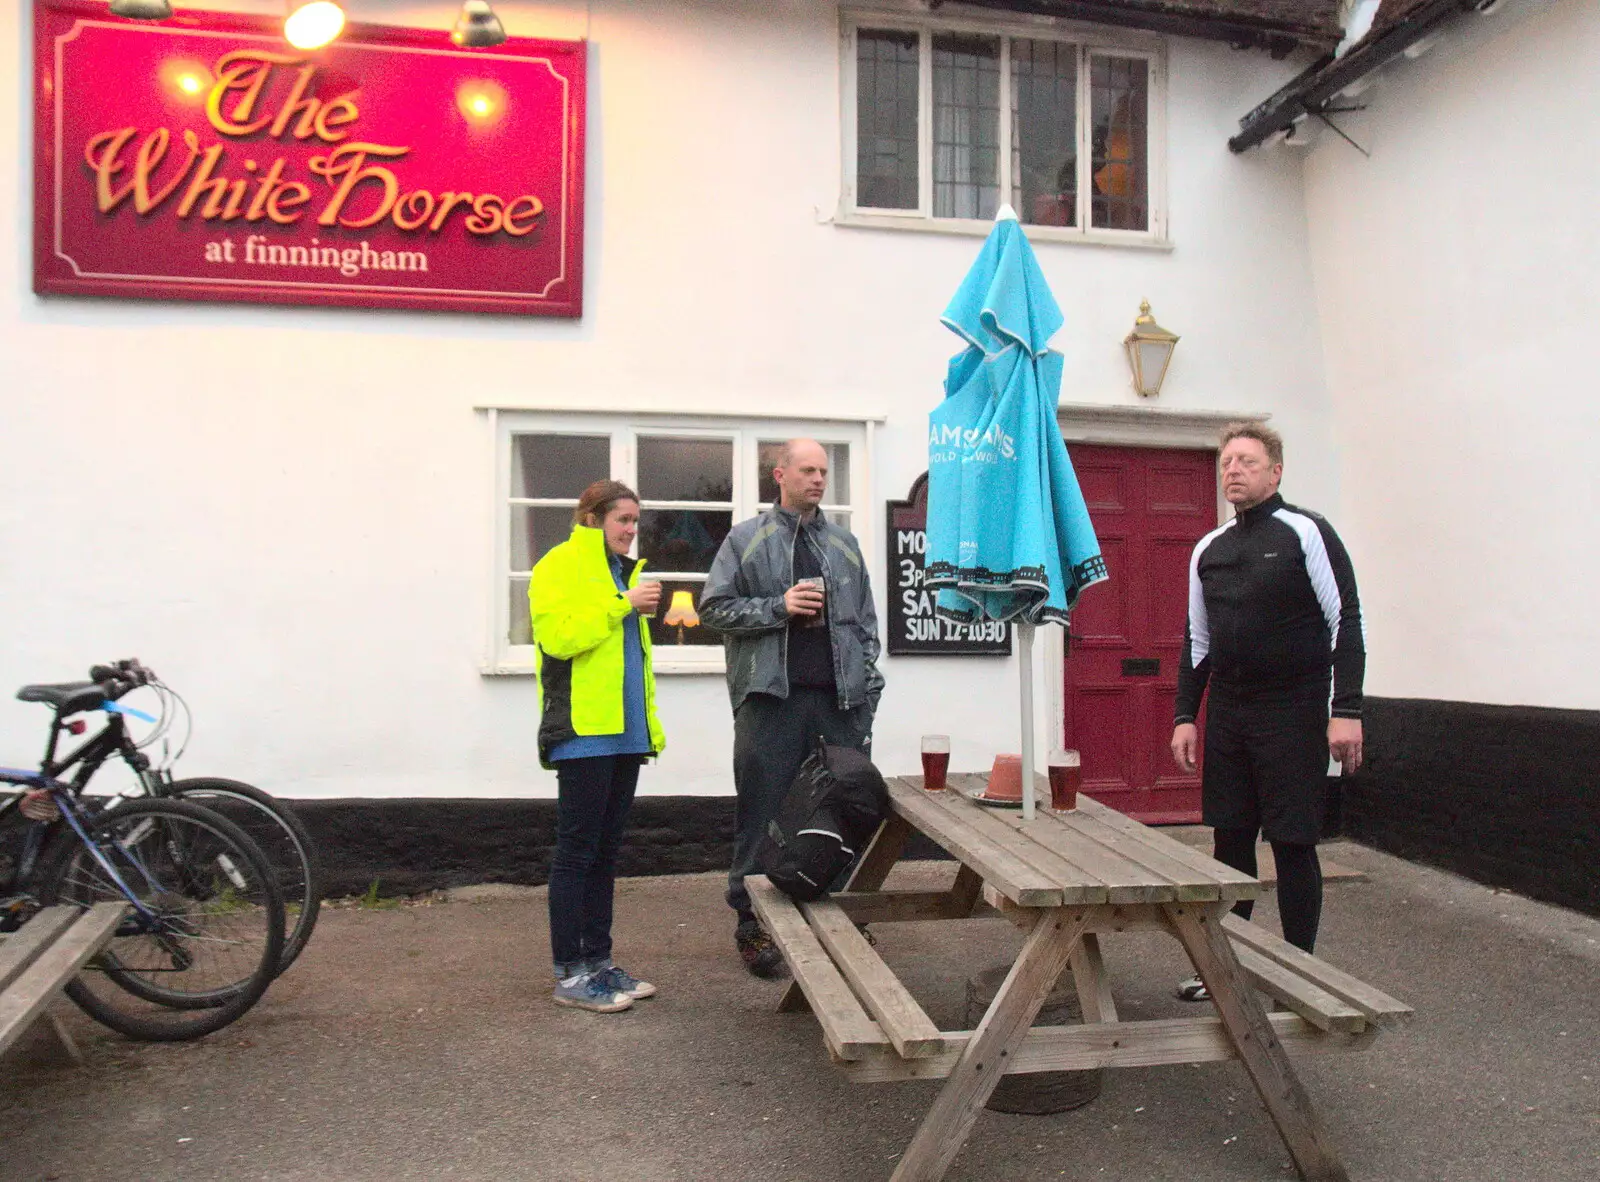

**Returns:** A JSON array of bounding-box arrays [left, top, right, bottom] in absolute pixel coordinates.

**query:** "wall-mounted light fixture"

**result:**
[[109, 0, 173, 18], [1123, 300, 1180, 399], [284, 1, 345, 51], [452, 1, 508, 48]]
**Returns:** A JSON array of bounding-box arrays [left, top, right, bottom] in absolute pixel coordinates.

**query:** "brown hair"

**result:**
[[573, 479, 639, 527], [1219, 421, 1283, 466]]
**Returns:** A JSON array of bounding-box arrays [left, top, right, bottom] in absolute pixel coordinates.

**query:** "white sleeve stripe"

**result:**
[[1274, 509, 1343, 650], [1187, 521, 1233, 667]]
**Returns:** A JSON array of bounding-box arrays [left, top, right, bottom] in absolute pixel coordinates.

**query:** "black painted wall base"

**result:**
[[1339, 696, 1600, 917], [294, 797, 950, 900], [288, 694, 1600, 920]]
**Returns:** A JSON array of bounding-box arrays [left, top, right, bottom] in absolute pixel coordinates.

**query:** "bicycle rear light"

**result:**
[[65, 720, 86, 736]]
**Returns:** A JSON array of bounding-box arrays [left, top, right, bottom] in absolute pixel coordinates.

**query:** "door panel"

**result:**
[[1063, 443, 1216, 823]]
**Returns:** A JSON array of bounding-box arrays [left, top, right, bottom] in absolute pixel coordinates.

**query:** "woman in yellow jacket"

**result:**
[[530, 480, 666, 1013]]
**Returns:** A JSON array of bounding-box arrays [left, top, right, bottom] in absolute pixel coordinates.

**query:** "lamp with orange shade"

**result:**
[[663, 591, 700, 645]]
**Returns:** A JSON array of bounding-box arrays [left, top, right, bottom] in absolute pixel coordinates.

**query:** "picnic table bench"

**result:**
[[749, 773, 1411, 1182], [0, 903, 127, 1064]]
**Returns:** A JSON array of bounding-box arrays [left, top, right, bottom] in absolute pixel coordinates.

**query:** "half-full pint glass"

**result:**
[[1048, 749, 1081, 811], [920, 735, 951, 792]]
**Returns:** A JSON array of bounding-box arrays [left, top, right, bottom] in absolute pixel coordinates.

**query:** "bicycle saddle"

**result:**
[[16, 681, 107, 715]]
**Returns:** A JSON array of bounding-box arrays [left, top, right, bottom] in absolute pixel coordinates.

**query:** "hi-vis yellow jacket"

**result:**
[[528, 525, 665, 768]]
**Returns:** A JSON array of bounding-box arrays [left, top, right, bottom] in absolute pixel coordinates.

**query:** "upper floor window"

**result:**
[[843, 14, 1166, 243], [488, 412, 868, 674]]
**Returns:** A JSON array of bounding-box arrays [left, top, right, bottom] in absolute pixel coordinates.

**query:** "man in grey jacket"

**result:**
[[700, 438, 885, 977]]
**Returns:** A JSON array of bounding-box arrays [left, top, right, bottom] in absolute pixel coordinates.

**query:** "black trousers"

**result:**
[[726, 689, 871, 918], [548, 753, 642, 975], [1201, 683, 1330, 952]]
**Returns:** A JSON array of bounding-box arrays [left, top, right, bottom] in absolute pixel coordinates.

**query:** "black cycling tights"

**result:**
[[1212, 827, 1323, 953]]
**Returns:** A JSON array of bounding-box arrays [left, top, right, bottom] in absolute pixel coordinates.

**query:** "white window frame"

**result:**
[[839, 8, 1169, 248], [484, 411, 874, 676]]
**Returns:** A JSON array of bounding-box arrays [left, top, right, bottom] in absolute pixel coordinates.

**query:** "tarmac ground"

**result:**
[[2, 841, 1598, 1182]]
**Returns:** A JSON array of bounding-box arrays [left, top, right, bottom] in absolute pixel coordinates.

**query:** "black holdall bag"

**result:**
[[759, 739, 890, 903]]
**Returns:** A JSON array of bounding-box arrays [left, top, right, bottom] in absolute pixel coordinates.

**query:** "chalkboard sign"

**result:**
[[886, 473, 1012, 657]]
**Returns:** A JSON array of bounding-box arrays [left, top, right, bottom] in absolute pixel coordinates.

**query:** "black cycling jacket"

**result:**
[[1174, 493, 1365, 723]]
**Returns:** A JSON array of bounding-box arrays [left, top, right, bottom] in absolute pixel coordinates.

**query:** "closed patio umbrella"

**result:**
[[925, 206, 1107, 817]]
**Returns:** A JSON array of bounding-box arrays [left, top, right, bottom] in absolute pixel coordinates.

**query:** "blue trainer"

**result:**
[[553, 973, 633, 1013], [594, 965, 657, 1000]]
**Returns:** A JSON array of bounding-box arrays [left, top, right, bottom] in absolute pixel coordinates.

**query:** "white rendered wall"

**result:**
[[1, 0, 1336, 797], [1303, 0, 1599, 710]]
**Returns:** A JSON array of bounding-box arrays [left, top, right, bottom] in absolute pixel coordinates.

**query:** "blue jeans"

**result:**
[[549, 754, 642, 977]]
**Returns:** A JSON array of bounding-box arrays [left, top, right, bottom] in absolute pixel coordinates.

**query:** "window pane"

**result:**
[[512, 434, 609, 499], [639, 509, 732, 574], [509, 577, 532, 646], [856, 29, 920, 211], [1091, 55, 1149, 232], [647, 578, 720, 649], [636, 437, 733, 502], [1012, 39, 1077, 228], [758, 441, 851, 505], [511, 505, 575, 572], [932, 34, 1000, 221]]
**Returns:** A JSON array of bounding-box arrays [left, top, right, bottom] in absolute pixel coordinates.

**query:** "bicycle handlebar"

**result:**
[[89, 658, 155, 700]]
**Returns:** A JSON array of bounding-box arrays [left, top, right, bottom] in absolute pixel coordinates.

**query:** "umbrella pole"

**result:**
[[1018, 621, 1036, 820]]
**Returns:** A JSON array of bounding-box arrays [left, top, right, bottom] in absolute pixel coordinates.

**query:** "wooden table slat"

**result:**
[[1073, 793, 1266, 898], [1039, 799, 1226, 902], [918, 777, 1110, 904], [953, 777, 1186, 904], [803, 899, 946, 1059], [0, 906, 80, 991], [885, 780, 1063, 906], [746, 878, 888, 1061]]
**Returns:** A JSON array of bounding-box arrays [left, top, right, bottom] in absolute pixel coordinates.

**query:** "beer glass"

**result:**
[[920, 735, 950, 792], [797, 576, 826, 628], [1047, 748, 1081, 811], [635, 577, 662, 618]]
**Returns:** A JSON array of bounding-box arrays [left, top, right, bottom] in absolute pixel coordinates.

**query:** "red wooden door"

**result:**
[[1064, 444, 1217, 824]]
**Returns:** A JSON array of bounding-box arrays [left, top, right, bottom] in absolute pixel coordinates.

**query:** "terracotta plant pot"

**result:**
[[983, 754, 1023, 802]]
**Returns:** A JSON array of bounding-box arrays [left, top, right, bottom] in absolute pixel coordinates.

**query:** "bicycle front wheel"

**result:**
[[41, 798, 285, 1042], [163, 777, 323, 975]]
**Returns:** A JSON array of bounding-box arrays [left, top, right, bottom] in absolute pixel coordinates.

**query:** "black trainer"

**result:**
[[735, 919, 788, 979]]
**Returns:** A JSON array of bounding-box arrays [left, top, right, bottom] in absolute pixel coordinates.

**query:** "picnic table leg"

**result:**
[[46, 1010, 85, 1065], [890, 906, 1097, 1182], [778, 814, 912, 1014], [1069, 933, 1118, 1023], [1166, 903, 1351, 1182], [846, 812, 913, 892]]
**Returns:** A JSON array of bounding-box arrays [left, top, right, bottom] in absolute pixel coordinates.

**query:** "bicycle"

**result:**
[[1, 669, 286, 1041], [79, 659, 323, 975]]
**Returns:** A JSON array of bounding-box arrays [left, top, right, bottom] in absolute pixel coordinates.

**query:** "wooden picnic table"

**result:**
[[749, 773, 1411, 1182]]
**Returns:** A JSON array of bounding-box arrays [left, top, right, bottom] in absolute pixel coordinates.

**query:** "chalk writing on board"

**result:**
[[885, 473, 1011, 657]]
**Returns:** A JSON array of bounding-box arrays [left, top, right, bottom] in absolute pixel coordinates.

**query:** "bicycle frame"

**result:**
[[2, 708, 162, 926]]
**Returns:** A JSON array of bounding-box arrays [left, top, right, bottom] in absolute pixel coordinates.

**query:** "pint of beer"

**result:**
[[920, 734, 951, 792], [1047, 749, 1081, 811]]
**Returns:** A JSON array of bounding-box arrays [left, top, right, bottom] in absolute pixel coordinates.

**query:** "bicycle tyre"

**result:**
[[161, 777, 323, 975], [40, 798, 285, 1042]]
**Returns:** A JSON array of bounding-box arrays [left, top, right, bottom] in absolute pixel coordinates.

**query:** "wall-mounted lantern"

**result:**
[[109, 0, 172, 18], [453, 1, 509, 48], [1123, 299, 1180, 399], [284, 1, 345, 50]]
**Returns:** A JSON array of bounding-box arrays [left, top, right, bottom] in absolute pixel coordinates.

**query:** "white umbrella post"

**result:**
[[1017, 621, 1036, 821]]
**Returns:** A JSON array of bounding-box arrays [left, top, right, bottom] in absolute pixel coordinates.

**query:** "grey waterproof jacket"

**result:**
[[699, 504, 885, 713]]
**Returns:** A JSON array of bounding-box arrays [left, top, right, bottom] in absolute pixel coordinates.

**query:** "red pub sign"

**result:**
[[34, 1, 586, 316]]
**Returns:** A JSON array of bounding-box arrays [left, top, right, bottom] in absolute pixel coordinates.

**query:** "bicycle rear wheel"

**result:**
[[162, 777, 323, 975], [41, 798, 285, 1041]]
